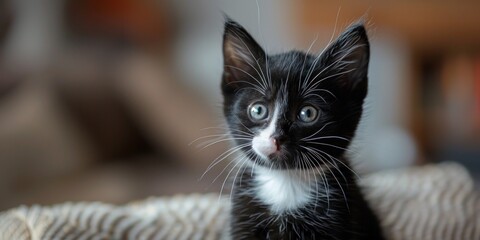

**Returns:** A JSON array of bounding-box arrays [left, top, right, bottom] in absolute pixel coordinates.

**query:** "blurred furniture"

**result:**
[[295, 1, 480, 167], [0, 0, 229, 211]]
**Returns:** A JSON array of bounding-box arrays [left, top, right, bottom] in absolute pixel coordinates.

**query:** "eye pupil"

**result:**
[[255, 106, 262, 114], [249, 103, 268, 121], [305, 109, 311, 117], [299, 106, 318, 123]]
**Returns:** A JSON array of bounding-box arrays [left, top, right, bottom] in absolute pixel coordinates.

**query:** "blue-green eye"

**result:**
[[249, 103, 268, 121], [299, 106, 318, 123]]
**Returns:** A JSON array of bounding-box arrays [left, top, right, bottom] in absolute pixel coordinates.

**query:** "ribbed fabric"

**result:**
[[364, 163, 480, 240], [0, 163, 478, 240]]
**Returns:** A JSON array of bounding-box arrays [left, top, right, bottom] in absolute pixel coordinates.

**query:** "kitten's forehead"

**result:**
[[262, 53, 308, 104], [270, 51, 310, 76], [269, 52, 318, 89]]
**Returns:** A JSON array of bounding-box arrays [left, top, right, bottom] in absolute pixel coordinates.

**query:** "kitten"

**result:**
[[221, 18, 384, 240]]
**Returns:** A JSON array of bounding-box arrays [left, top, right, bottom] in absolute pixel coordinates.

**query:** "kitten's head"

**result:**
[[221, 18, 369, 170]]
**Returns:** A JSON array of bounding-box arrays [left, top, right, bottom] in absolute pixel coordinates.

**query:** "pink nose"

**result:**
[[252, 137, 279, 158], [273, 138, 280, 150]]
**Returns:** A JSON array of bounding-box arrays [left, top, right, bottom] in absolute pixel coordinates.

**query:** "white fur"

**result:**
[[252, 105, 279, 159], [255, 167, 316, 214], [251, 103, 322, 214]]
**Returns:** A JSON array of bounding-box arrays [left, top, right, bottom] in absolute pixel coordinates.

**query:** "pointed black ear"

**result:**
[[321, 23, 370, 98], [222, 17, 265, 94]]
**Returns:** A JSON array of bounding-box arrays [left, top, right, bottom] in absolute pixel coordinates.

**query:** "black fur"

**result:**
[[221, 17, 384, 240]]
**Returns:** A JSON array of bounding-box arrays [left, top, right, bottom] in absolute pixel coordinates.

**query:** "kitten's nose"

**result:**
[[273, 138, 280, 151], [252, 137, 279, 158], [271, 133, 287, 149]]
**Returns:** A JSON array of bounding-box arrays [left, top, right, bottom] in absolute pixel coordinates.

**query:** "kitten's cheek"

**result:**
[[252, 136, 277, 159]]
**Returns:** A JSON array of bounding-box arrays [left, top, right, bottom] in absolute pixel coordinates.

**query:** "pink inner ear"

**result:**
[[222, 19, 266, 89]]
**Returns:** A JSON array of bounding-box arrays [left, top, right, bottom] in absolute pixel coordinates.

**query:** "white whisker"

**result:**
[[200, 143, 250, 181], [219, 153, 248, 201], [230, 30, 269, 92], [301, 7, 342, 93], [300, 121, 335, 141], [304, 146, 361, 181], [307, 142, 351, 152], [225, 65, 267, 94], [304, 149, 350, 212], [301, 135, 350, 142]]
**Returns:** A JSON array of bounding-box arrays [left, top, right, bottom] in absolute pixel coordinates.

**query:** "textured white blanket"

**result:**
[[0, 163, 478, 240]]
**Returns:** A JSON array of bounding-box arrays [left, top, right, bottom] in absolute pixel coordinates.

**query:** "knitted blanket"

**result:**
[[0, 163, 478, 240]]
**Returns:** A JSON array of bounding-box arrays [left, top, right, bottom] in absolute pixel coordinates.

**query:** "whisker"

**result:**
[[219, 153, 248, 200], [301, 135, 350, 142], [200, 137, 251, 150], [298, 151, 319, 212], [301, 151, 330, 213], [226, 80, 265, 95], [254, 0, 272, 90], [304, 68, 357, 95], [304, 88, 337, 100], [304, 146, 361, 181], [237, 121, 255, 135], [200, 143, 250, 181], [301, 7, 341, 94], [239, 151, 255, 186], [250, 153, 257, 177], [304, 150, 350, 212], [302, 41, 365, 97], [300, 121, 335, 141], [229, 153, 251, 201], [230, 30, 269, 91], [307, 142, 351, 152], [302, 92, 327, 104], [299, 33, 319, 90], [189, 133, 252, 146], [225, 65, 267, 93]]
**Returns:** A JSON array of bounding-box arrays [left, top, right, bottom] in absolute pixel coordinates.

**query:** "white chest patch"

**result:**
[[254, 167, 316, 214]]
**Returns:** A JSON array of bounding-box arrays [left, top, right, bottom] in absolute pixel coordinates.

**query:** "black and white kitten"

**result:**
[[221, 18, 384, 240]]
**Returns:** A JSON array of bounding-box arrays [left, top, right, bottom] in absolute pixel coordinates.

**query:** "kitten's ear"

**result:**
[[321, 23, 370, 98], [222, 17, 265, 93]]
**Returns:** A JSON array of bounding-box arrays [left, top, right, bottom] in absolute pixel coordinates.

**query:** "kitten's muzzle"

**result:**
[[252, 136, 285, 159]]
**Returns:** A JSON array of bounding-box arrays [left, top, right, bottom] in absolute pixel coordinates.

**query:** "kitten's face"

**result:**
[[221, 19, 369, 170]]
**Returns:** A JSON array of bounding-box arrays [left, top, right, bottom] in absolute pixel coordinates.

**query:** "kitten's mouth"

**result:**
[[254, 147, 289, 165], [254, 149, 282, 162], [263, 153, 281, 162]]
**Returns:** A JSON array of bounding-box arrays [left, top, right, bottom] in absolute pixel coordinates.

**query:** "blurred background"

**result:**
[[0, 0, 479, 211]]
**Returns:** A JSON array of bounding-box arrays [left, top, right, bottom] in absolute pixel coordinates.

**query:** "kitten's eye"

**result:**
[[249, 103, 268, 121], [299, 106, 318, 123]]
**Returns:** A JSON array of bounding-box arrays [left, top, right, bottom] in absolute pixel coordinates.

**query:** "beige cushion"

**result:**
[[0, 162, 478, 240]]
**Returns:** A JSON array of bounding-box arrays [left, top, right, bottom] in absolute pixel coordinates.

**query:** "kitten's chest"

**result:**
[[232, 190, 340, 240], [253, 167, 319, 214], [231, 167, 351, 240]]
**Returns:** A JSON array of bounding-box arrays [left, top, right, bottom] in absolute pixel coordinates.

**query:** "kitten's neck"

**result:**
[[252, 164, 337, 214]]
